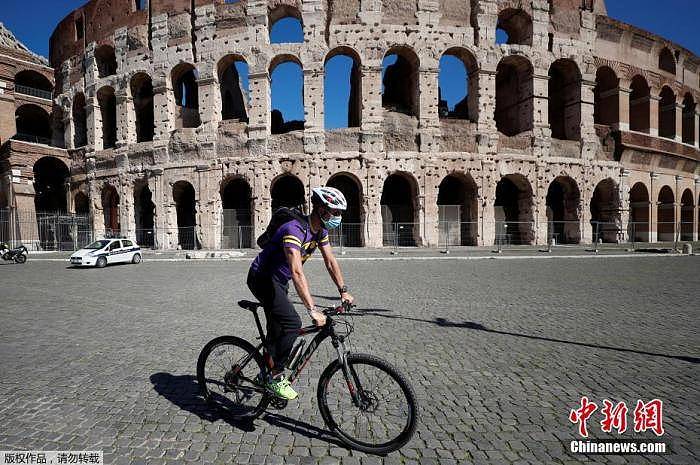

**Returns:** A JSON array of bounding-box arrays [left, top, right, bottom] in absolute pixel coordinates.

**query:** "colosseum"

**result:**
[[1, 0, 699, 250]]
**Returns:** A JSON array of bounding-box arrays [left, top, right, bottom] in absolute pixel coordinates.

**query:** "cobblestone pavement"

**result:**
[[1, 256, 698, 465]]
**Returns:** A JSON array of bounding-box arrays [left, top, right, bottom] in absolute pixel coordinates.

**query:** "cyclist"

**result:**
[[247, 186, 354, 400]]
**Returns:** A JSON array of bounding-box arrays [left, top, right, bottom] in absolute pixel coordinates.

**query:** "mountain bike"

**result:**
[[197, 300, 418, 454]]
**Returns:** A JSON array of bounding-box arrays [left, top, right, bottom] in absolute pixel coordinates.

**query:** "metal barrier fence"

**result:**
[[0, 208, 93, 251], [221, 225, 254, 249]]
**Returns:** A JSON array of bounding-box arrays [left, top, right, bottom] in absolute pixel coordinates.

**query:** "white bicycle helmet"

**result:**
[[311, 186, 347, 211]]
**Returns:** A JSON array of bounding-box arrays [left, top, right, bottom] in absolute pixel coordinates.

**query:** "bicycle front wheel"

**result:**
[[197, 336, 269, 420], [317, 353, 418, 454]]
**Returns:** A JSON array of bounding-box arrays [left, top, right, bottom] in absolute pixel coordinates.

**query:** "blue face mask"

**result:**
[[322, 215, 342, 229]]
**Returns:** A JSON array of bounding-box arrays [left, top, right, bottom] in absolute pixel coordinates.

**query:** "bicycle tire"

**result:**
[[197, 336, 269, 420], [317, 353, 418, 454]]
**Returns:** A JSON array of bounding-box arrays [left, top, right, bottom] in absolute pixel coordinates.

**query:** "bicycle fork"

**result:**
[[332, 338, 365, 407]]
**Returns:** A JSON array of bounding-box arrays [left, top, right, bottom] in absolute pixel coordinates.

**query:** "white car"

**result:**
[[70, 238, 142, 268]]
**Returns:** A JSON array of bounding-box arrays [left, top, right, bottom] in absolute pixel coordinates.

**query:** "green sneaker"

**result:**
[[266, 376, 298, 400]]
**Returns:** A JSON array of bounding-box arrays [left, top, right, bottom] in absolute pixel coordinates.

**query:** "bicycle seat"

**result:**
[[238, 300, 262, 312]]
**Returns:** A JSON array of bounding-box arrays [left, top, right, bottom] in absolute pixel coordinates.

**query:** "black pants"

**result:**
[[247, 268, 302, 371]]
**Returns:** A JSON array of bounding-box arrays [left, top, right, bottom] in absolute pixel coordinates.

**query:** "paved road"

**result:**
[[0, 255, 698, 464]]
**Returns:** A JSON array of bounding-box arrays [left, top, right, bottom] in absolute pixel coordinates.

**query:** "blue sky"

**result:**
[[2, 0, 699, 128]]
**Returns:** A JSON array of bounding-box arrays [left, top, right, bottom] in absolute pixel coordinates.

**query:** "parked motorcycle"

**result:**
[[0, 243, 28, 264]]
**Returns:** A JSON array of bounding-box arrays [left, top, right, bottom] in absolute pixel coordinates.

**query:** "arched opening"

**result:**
[[680, 189, 693, 241], [628, 182, 649, 242], [102, 185, 120, 236], [173, 181, 197, 250], [682, 93, 696, 145], [545, 176, 581, 244], [14, 70, 53, 99], [548, 59, 581, 140], [269, 7, 303, 44], [327, 174, 363, 247], [590, 179, 621, 243], [496, 8, 533, 46], [95, 45, 117, 78], [270, 58, 304, 134], [381, 173, 418, 246], [594, 66, 619, 126], [34, 157, 69, 213], [657, 186, 675, 242], [439, 48, 478, 121], [658, 86, 676, 139], [658, 47, 676, 75], [382, 47, 420, 117], [494, 174, 534, 245], [218, 55, 249, 122], [72, 93, 87, 147], [437, 173, 478, 246], [495, 56, 533, 136], [221, 178, 253, 249], [629, 76, 650, 133], [15, 104, 51, 144], [74, 192, 89, 216], [134, 182, 155, 247], [172, 63, 200, 129], [271, 174, 305, 211], [97, 86, 117, 148], [131, 73, 154, 142], [324, 48, 361, 129], [51, 106, 66, 148]]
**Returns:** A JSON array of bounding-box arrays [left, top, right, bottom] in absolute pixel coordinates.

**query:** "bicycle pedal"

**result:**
[[269, 397, 288, 410]]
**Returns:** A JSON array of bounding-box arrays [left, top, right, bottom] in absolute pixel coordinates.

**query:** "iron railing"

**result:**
[[14, 84, 53, 100]]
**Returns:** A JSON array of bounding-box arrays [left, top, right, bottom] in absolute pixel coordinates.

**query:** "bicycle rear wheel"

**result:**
[[317, 353, 418, 454], [197, 336, 269, 420]]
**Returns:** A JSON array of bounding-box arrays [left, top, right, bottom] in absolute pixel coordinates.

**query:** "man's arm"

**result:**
[[284, 247, 326, 326], [319, 244, 354, 303]]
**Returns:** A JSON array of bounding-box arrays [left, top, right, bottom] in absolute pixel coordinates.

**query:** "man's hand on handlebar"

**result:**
[[309, 309, 327, 327], [340, 291, 354, 305]]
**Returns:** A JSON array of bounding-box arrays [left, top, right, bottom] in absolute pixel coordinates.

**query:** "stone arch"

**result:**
[[437, 172, 479, 246], [629, 75, 650, 133], [324, 47, 362, 129], [270, 56, 304, 134], [271, 173, 306, 211], [74, 191, 90, 215], [15, 104, 51, 143], [34, 156, 69, 213], [327, 172, 364, 246], [14, 70, 53, 95], [495, 56, 533, 136], [171, 63, 200, 128], [381, 172, 419, 246], [269, 4, 303, 44], [97, 86, 117, 148], [657, 185, 675, 242], [439, 47, 479, 121], [134, 180, 155, 247], [546, 176, 581, 244], [95, 44, 117, 78], [494, 174, 534, 245], [382, 46, 420, 117], [221, 176, 253, 248], [496, 8, 533, 45], [173, 180, 197, 250], [102, 184, 121, 236], [682, 93, 696, 145], [658, 86, 676, 139], [680, 188, 693, 241], [594, 66, 619, 126], [590, 178, 621, 243], [658, 47, 676, 75], [72, 93, 87, 147], [131, 73, 154, 142], [629, 182, 650, 242], [218, 54, 249, 122], [549, 59, 582, 141]]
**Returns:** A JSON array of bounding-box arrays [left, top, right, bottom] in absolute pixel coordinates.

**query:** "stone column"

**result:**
[[152, 75, 174, 142], [674, 103, 684, 143], [63, 99, 75, 150], [360, 64, 384, 154], [473, 0, 497, 47], [116, 88, 132, 148], [674, 175, 682, 240], [649, 95, 660, 137], [695, 110, 700, 148], [580, 79, 597, 159], [649, 172, 658, 242], [619, 169, 631, 242], [303, 64, 325, 154], [694, 178, 700, 241], [364, 159, 383, 248], [617, 86, 631, 131], [533, 73, 550, 133], [418, 66, 440, 153], [119, 177, 134, 241], [480, 161, 497, 247], [358, 0, 381, 24], [475, 69, 496, 132], [247, 70, 270, 156], [149, 169, 164, 249], [86, 94, 101, 152], [197, 65, 222, 136]]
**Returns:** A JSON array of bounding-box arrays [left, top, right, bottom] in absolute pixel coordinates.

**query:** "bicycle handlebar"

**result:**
[[323, 300, 355, 316]]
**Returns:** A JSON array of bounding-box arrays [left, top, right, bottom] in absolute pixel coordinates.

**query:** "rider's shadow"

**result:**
[[149, 372, 346, 447]]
